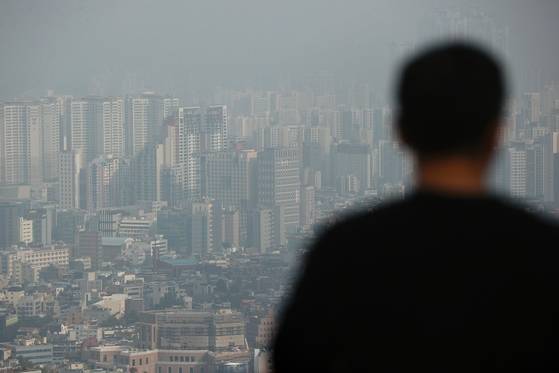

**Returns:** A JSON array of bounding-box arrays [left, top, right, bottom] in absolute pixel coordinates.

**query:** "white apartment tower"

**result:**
[[257, 148, 301, 229], [0, 99, 61, 186], [204, 105, 227, 152], [326, 110, 342, 139], [180, 107, 202, 199], [70, 96, 124, 164], [124, 93, 179, 157], [504, 147, 527, 198], [59, 149, 82, 209]]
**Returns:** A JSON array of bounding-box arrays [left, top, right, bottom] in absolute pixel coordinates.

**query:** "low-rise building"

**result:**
[[0, 338, 53, 366]]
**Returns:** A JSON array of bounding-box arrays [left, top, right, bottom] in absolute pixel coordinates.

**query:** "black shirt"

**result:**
[[274, 191, 559, 372]]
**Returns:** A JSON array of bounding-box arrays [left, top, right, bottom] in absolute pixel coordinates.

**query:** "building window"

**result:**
[[146, 358, 149, 364], [179, 368, 182, 373], [169, 357, 173, 362], [191, 357, 195, 362], [201, 368, 204, 373], [140, 359, 142, 365], [168, 368, 171, 373], [174, 356, 178, 362], [189, 369, 193, 373], [180, 357, 184, 362], [159, 367, 161, 373], [132, 360, 135, 366]]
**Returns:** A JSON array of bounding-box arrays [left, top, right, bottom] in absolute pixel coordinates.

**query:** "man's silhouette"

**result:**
[[274, 44, 559, 372]]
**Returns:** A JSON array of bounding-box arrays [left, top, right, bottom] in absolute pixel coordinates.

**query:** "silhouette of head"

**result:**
[[397, 43, 504, 159]]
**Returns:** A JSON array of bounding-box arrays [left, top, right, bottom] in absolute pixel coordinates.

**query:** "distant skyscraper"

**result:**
[[206, 150, 258, 210], [0, 202, 19, 250], [0, 99, 61, 186], [349, 81, 370, 109], [326, 110, 342, 139], [179, 107, 202, 199], [204, 105, 227, 152], [523, 93, 541, 125], [385, 41, 415, 94], [333, 143, 372, 192], [132, 142, 164, 204], [299, 185, 315, 228], [257, 148, 301, 230], [59, 149, 82, 210], [124, 93, 178, 157], [247, 204, 285, 253], [504, 146, 527, 198], [417, 9, 509, 61], [309, 72, 335, 98], [87, 155, 130, 211], [70, 96, 124, 164]]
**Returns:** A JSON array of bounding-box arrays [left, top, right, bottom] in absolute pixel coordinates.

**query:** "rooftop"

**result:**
[[160, 259, 199, 266], [102, 237, 131, 245]]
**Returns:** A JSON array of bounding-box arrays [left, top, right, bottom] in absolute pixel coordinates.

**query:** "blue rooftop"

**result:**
[[102, 237, 130, 244], [160, 259, 199, 266]]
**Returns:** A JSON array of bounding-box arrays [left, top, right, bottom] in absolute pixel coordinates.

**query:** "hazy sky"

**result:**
[[0, 0, 558, 100]]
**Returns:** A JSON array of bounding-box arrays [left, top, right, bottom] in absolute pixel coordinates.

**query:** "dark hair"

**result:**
[[397, 43, 504, 158]]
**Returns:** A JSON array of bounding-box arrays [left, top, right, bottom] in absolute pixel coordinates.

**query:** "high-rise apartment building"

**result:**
[[326, 110, 342, 139], [70, 96, 124, 164], [204, 105, 227, 152], [206, 150, 258, 210], [524, 93, 541, 125], [0, 203, 19, 250], [59, 149, 82, 210], [0, 99, 61, 186], [247, 204, 286, 253], [87, 155, 130, 211], [257, 148, 301, 229], [299, 186, 315, 228], [504, 147, 527, 198], [179, 107, 202, 199], [124, 93, 179, 157], [132, 142, 164, 203], [349, 81, 370, 109], [333, 143, 372, 192]]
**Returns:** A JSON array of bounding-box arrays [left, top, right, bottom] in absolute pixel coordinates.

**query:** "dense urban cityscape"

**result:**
[[1, 2, 558, 373]]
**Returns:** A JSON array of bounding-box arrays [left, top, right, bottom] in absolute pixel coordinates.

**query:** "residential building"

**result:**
[[59, 149, 82, 209], [247, 205, 285, 253], [87, 155, 131, 211], [0, 202, 19, 249], [205, 150, 258, 210], [0, 98, 61, 186], [204, 105, 227, 152], [70, 96, 124, 164], [78, 230, 102, 270], [257, 148, 301, 230], [124, 93, 179, 157]]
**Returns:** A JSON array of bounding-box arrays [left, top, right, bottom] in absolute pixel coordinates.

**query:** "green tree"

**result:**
[[17, 356, 34, 370], [216, 279, 228, 293], [121, 310, 139, 325]]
